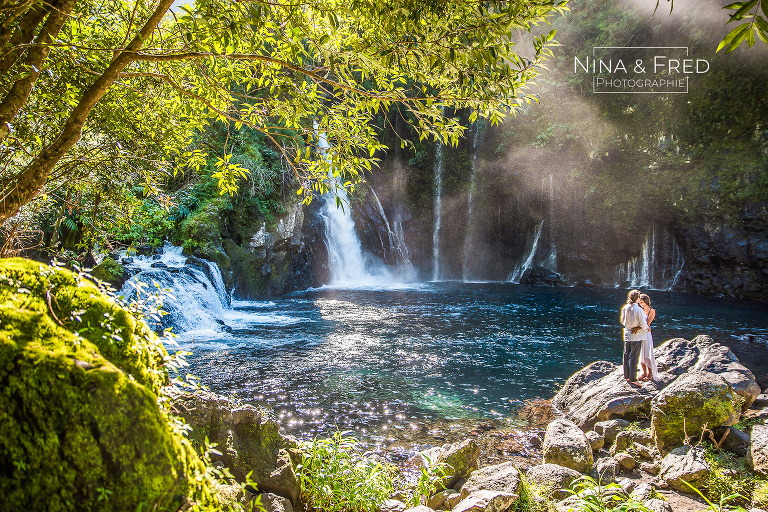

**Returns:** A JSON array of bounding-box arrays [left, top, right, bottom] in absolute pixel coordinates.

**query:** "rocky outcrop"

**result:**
[[171, 390, 300, 504], [651, 370, 741, 452], [519, 266, 568, 286], [542, 418, 593, 473], [552, 336, 760, 431], [748, 424, 768, 476], [421, 439, 480, 489], [658, 445, 710, 492], [459, 461, 520, 499], [90, 256, 127, 288], [526, 463, 582, 498]]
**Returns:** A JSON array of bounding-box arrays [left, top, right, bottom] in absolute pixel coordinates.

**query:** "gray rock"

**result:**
[[651, 370, 741, 452], [585, 431, 605, 451], [526, 463, 582, 499], [452, 490, 518, 512], [542, 418, 594, 473], [553, 337, 759, 431], [426, 489, 460, 510], [630, 482, 656, 501], [644, 498, 673, 512], [380, 500, 407, 512], [658, 445, 710, 492], [594, 419, 630, 444], [640, 461, 660, 475], [170, 390, 299, 503], [403, 506, 434, 512], [420, 439, 480, 489], [611, 430, 653, 455], [459, 461, 520, 499], [258, 493, 293, 512], [747, 424, 768, 475], [614, 453, 637, 470], [617, 477, 635, 494], [590, 457, 618, 485], [631, 442, 655, 460]]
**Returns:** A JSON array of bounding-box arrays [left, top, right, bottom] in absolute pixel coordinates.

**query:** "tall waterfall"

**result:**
[[544, 173, 557, 271], [510, 220, 544, 283], [432, 143, 444, 281], [316, 129, 391, 286], [616, 223, 685, 290], [462, 127, 480, 281], [118, 245, 229, 335], [369, 186, 415, 278]]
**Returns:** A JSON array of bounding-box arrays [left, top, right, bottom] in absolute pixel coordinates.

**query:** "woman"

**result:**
[[638, 293, 658, 381]]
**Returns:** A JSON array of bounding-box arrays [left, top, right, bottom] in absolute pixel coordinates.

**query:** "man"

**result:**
[[620, 289, 649, 385]]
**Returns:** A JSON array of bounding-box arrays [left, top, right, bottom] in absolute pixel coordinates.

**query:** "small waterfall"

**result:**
[[616, 223, 684, 290], [510, 220, 544, 283], [432, 143, 444, 281], [316, 128, 391, 286], [118, 245, 229, 334], [462, 127, 480, 281], [545, 173, 557, 271]]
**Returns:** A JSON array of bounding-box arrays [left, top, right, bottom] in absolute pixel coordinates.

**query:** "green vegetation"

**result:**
[[563, 476, 653, 512], [699, 443, 768, 508], [511, 476, 557, 512]]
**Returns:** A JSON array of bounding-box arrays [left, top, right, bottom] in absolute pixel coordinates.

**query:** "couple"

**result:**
[[620, 289, 658, 385]]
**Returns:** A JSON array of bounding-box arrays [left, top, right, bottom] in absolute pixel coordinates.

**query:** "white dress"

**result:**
[[640, 311, 658, 380]]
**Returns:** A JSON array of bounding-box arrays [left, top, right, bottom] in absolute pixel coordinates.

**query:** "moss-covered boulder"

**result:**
[[651, 370, 742, 453], [542, 418, 594, 473], [0, 258, 215, 511], [178, 197, 231, 271], [90, 257, 127, 289]]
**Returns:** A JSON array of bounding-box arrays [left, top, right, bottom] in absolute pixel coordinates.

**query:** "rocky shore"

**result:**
[[173, 334, 768, 512]]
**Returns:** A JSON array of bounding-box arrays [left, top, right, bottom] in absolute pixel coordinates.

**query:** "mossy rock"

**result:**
[[0, 258, 212, 511], [178, 198, 230, 270], [90, 257, 127, 289], [651, 370, 742, 453]]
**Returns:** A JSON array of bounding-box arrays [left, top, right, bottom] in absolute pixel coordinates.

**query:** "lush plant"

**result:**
[[296, 431, 396, 512], [401, 454, 453, 508], [563, 476, 653, 512], [510, 476, 556, 512], [680, 479, 748, 512], [754, 479, 768, 509], [699, 444, 762, 508]]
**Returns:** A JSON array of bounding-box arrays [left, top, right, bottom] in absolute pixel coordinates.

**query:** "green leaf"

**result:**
[[717, 22, 751, 52]]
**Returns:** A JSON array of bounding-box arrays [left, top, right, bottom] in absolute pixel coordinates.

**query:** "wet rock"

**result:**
[[542, 418, 594, 473], [460, 461, 520, 499], [527, 463, 582, 499], [453, 490, 518, 512], [590, 457, 618, 485], [519, 266, 568, 286], [651, 370, 741, 452], [594, 419, 630, 445], [748, 424, 768, 475], [658, 445, 710, 492], [614, 453, 637, 470], [90, 257, 127, 288], [585, 431, 605, 451]]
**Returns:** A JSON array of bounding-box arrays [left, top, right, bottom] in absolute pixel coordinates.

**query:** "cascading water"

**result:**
[[509, 220, 544, 283], [432, 144, 444, 281], [118, 245, 229, 335], [616, 222, 684, 290], [315, 130, 391, 286], [544, 173, 557, 271], [462, 127, 480, 281], [369, 187, 416, 279]]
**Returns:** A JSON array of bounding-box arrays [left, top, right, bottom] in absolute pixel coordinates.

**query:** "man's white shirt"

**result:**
[[620, 302, 649, 342]]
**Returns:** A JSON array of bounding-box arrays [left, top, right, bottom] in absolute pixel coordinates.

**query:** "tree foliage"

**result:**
[[0, 0, 567, 227]]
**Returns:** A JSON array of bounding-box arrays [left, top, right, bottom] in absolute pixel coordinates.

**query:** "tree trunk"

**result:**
[[0, 0, 74, 143], [0, 0, 174, 224], [0, 0, 51, 75]]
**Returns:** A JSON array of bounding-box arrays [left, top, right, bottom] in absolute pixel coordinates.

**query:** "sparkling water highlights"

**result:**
[[179, 283, 768, 443]]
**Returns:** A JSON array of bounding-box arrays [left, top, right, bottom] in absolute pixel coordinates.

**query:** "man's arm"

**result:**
[[636, 305, 650, 331]]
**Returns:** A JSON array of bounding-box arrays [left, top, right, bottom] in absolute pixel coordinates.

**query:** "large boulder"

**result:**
[[90, 257, 127, 288], [526, 463, 582, 499], [553, 336, 759, 430], [0, 258, 208, 510], [658, 445, 710, 492], [748, 424, 768, 475], [459, 461, 521, 499], [172, 390, 299, 503], [452, 490, 518, 512], [542, 418, 594, 473], [651, 371, 741, 452]]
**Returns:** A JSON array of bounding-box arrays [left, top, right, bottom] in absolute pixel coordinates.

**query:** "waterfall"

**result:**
[[510, 220, 544, 283], [616, 223, 684, 290], [118, 245, 229, 334], [545, 173, 557, 271], [432, 143, 444, 281], [369, 187, 416, 279], [315, 127, 391, 286], [462, 127, 480, 281]]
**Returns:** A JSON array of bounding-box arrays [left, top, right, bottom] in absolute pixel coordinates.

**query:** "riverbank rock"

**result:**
[[611, 430, 653, 455], [553, 336, 759, 431], [90, 257, 127, 288], [594, 419, 630, 445], [171, 390, 300, 503], [651, 370, 741, 452], [526, 463, 582, 499], [590, 457, 618, 484], [658, 445, 710, 492], [748, 424, 768, 475], [0, 258, 206, 510], [519, 266, 568, 286], [459, 461, 521, 499], [542, 418, 594, 473], [453, 490, 518, 512], [585, 431, 605, 451], [421, 439, 480, 489]]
